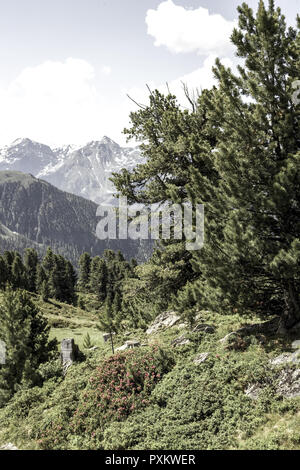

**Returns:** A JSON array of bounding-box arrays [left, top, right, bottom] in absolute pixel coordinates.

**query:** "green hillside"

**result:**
[[0, 294, 299, 450]]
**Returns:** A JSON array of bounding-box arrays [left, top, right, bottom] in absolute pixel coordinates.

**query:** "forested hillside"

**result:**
[[0, 171, 151, 264]]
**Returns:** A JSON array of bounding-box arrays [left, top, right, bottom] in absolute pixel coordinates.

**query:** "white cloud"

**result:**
[[0, 58, 128, 147], [146, 0, 237, 56], [125, 55, 237, 113], [102, 65, 112, 76]]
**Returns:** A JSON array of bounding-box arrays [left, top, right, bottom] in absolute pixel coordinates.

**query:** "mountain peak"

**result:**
[[0, 136, 143, 204], [11, 137, 34, 146], [100, 136, 118, 145]]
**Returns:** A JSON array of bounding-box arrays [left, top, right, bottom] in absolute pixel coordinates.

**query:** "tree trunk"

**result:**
[[110, 331, 115, 355], [282, 281, 300, 329]]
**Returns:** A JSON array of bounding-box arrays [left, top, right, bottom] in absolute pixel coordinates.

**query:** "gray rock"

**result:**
[[60, 338, 80, 375], [0, 443, 18, 450], [291, 340, 300, 350], [171, 334, 190, 347], [61, 338, 75, 365], [276, 368, 300, 398], [246, 351, 300, 400], [193, 352, 210, 365], [219, 332, 238, 344], [245, 383, 262, 400], [220, 318, 280, 344], [103, 332, 116, 343], [176, 322, 188, 330], [193, 323, 215, 334], [116, 340, 140, 352], [146, 311, 180, 335], [269, 351, 300, 366]]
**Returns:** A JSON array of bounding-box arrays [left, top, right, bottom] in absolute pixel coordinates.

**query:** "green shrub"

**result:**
[[36, 345, 174, 449]]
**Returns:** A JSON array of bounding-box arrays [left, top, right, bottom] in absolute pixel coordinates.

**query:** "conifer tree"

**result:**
[[42, 247, 55, 274], [36, 263, 47, 294], [98, 300, 119, 354], [23, 248, 38, 292], [111, 1, 299, 330], [0, 256, 8, 289], [89, 256, 108, 302], [186, 1, 300, 328], [78, 252, 92, 291], [41, 280, 50, 302], [0, 288, 57, 405], [83, 332, 94, 349], [11, 252, 26, 289]]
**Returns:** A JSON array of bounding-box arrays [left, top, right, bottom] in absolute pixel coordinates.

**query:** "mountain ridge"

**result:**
[[0, 171, 150, 265], [0, 137, 142, 205]]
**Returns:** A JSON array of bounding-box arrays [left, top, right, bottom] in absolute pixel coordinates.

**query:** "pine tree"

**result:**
[[62, 259, 77, 304], [36, 264, 47, 294], [23, 248, 38, 292], [0, 256, 8, 289], [83, 332, 94, 349], [42, 247, 55, 274], [11, 252, 26, 289], [0, 287, 57, 405], [89, 256, 108, 302], [97, 300, 119, 354], [186, 1, 300, 328], [110, 1, 299, 330], [41, 280, 50, 302], [78, 252, 92, 291]]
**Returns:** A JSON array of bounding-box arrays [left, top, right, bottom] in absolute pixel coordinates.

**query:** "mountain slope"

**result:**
[[0, 171, 148, 264], [0, 137, 143, 204]]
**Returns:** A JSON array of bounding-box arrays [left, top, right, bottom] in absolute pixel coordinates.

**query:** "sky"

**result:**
[[0, 0, 298, 147]]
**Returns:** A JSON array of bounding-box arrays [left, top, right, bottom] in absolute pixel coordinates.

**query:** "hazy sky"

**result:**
[[0, 0, 298, 147]]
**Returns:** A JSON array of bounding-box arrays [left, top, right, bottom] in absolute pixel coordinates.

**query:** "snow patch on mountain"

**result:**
[[0, 137, 143, 204]]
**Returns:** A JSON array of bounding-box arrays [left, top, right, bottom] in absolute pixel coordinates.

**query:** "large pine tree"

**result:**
[[111, 1, 299, 330], [187, 0, 300, 328], [0, 288, 57, 405]]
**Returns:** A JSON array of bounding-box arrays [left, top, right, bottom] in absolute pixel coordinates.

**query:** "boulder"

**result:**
[[276, 368, 300, 398], [193, 323, 215, 334], [116, 340, 140, 352], [146, 311, 180, 335], [245, 383, 262, 400], [245, 351, 300, 400], [193, 352, 210, 365], [60, 338, 80, 375], [60, 338, 75, 365], [103, 332, 116, 343], [0, 443, 18, 450], [291, 339, 300, 350], [220, 317, 280, 344], [269, 351, 300, 366], [171, 334, 190, 347]]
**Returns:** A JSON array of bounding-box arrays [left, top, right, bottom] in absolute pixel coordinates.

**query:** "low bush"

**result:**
[[35, 345, 174, 449]]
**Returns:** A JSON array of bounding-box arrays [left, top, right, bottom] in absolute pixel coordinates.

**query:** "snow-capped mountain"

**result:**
[[0, 137, 143, 204], [0, 138, 56, 175]]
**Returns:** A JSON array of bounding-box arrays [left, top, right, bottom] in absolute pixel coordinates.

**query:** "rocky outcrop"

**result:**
[[220, 317, 280, 345], [146, 311, 181, 335], [269, 351, 300, 366], [171, 334, 190, 347], [116, 340, 141, 352], [193, 352, 210, 364], [245, 350, 300, 400], [0, 443, 18, 450], [192, 323, 215, 334]]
